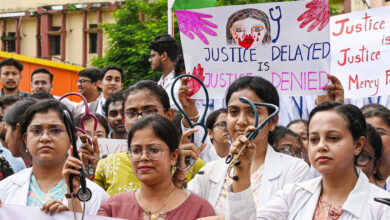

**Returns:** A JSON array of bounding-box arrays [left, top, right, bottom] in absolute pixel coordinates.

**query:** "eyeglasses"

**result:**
[[276, 145, 306, 160], [33, 81, 49, 86], [356, 154, 375, 167], [129, 146, 169, 161], [213, 121, 227, 130], [27, 128, 66, 137], [77, 79, 92, 85], [123, 109, 162, 120]]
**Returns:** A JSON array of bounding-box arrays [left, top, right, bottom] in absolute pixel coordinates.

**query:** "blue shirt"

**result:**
[[0, 143, 25, 173]]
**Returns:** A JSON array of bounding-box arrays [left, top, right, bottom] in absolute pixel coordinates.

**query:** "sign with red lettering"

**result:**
[[176, 0, 330, 98], [330, 6, 390, 98]]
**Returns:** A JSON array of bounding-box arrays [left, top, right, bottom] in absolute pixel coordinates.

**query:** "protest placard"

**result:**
[[176, 0, 330, 98], [76, 138, 128, 157], [330, 6, 390, 98], [0, 204, 124, 220]]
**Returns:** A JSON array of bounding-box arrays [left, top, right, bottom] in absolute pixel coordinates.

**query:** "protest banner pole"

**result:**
[[168, 0, 175, 36]]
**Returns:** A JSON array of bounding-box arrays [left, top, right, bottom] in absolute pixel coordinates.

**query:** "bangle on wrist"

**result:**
[[189, 114, 199, 120]]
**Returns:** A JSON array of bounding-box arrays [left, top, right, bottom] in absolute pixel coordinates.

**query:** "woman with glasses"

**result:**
[[96, 114, 215, 219], [174, 76, 311, 219], [357, 124, 383, 186], [0, 99, 108, 215], [268, 126, 308, 164], [257, 102, 390, 219], [364, 108, 390, 191], [206, 109, 230, 158], [92, 80, 205, 196]]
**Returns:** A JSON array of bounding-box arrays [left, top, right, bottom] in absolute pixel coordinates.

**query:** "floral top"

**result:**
[[95, 152, 206, 196], [313, 196, 344, 220], [26, 174, 67, 207], [214, 165, 264, 216], [0, 156, 13, 181]]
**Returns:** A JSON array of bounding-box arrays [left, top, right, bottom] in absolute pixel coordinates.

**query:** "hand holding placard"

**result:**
[[297, 0, 329, 32], [176, 10, 218, 45]]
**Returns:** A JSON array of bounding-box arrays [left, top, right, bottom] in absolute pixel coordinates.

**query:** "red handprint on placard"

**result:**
[[297, 0, 329, 32], [176, 10, 218, 45], [187, 64, 205, 98]]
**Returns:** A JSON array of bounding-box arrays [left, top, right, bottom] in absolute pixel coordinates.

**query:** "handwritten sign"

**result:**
[[76, 138, 128, 157], [330, 6, 390, 98], [0, 204, 124, 220], [98, 138, 128, 156], [176, 0, 330, 98]]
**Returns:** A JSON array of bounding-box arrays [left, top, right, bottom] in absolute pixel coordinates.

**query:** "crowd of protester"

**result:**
[[0, 34, 388, 219]]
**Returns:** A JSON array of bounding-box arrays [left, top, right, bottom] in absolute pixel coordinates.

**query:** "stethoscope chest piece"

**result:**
[[85, 164, 95, 176], [77, 187, 92, 202]]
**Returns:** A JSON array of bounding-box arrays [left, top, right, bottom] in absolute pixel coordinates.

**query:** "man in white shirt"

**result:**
[[30, 67, 77, 115], [94, 66, 124, 117], [148, 34, 179, 109]]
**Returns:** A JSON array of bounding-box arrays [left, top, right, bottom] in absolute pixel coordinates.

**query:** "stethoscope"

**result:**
[[374, 197, 390, 206], [60, 92, 98, 220], [225, 97, 279, 180], [171, 74, 209, 170]]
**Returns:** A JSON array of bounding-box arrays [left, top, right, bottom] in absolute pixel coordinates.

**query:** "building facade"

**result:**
[[0, 0, 124, 67]]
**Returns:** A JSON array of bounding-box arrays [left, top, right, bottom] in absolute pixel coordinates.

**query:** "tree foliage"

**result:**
[[92, 0, 169, 85], [94, 0, 341, 88]]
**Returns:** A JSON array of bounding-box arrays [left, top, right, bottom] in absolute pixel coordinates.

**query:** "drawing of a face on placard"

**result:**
[[226, 8, 271, 49]]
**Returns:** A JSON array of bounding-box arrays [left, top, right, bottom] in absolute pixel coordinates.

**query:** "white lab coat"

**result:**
[[257, 169, 390, 220], [188, 146, 312, 219], [0, 168, 109, 215]]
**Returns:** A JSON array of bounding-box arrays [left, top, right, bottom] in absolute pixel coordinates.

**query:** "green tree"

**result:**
[[92, 0, 169, 85]]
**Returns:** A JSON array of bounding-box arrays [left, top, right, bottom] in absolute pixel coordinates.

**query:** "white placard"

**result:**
[[176, 0, 330, 98], [330, 6, 390, 98], [0, 204, 125, 220]]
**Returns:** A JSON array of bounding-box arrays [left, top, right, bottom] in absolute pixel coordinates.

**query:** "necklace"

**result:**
[[137, 186, 177, 220]]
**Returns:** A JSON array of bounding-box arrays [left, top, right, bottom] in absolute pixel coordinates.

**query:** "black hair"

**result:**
[[102, 65, 124, 83], [31, 68, 53, 83], [365, 124, 384, 181], [5, 98, 37, 130], [74, 113, 109, 137], [19, 99, 76, 137], [0, 58, 23, 72], [206, 108, 228, 130], [77, 68, 102, 82], [103, 91, 124, 117], [361, 103, 387, 115], [123, 80, 170, 111], [268, 125, 303, 148], [148, 34, 178, 62], [30, 91, 54, 100], [174, 54, 185, 78], [287, 119, 308, 129], [0, 95, 22, 110], [364, 108, 390, 127], [225, 76, 279, 114], [127, 114, 180, 153], [309, 102, 367, 141], [172, 110, 183, 138]]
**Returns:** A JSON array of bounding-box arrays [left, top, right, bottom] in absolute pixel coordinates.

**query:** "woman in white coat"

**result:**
[[257, 102, 390, 219], [0, 99, 108, 215], [174, 76, 312, 218]]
